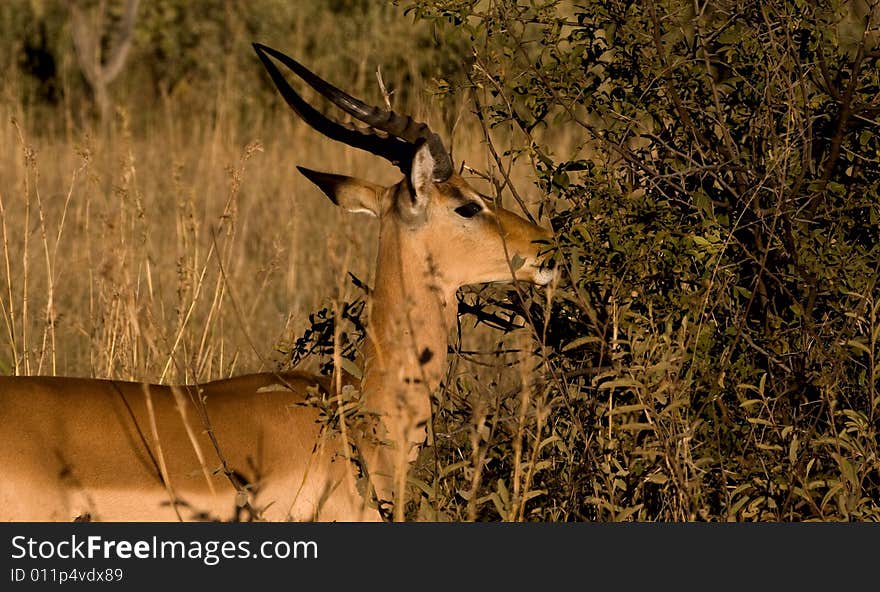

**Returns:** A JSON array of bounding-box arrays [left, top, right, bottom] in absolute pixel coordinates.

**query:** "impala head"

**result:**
[[253, 44, 555, 293]]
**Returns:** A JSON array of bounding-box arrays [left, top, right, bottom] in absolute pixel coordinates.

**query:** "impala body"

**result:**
[[0, 373, 367, 521], [0, 44, 554, 522]]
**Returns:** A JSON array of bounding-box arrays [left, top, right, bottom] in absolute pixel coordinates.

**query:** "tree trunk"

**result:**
[[68, 0, 140, 124]]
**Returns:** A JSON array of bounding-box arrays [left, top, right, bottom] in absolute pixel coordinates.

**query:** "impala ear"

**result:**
[[401, 141, 438, 221], [297, 166, 381, 217], [410, 142, 436, 201]]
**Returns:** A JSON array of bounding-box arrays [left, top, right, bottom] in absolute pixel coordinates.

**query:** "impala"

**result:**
[[0, 44, 555, 522]]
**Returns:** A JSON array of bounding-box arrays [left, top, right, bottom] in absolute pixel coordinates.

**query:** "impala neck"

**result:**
[[360, 223, 455, 431], [354, 221, 455, 512]]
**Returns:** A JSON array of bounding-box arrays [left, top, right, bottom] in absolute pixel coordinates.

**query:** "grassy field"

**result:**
[[2, 100, 362, 381]]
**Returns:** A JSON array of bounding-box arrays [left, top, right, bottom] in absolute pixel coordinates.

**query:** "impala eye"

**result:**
[[454, 202, 483, 218]]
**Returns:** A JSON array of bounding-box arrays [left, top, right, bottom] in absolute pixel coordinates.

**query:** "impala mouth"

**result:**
[[534, 264, 558, 286], [527, 257, 557, 286]]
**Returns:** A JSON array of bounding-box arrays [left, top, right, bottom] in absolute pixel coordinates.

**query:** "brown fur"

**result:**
[[0, 373, 376, 521]]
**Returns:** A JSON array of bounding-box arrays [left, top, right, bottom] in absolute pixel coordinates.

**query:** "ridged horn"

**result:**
[[253, 43, 452, 181]]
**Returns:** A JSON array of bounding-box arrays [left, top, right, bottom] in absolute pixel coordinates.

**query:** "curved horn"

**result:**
[[253, 43, 452, 181], [253, 43, 414, 171]]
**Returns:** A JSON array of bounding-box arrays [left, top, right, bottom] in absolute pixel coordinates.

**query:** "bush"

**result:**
[[403, 0, 880, 521]]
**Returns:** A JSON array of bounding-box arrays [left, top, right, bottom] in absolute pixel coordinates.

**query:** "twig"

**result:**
[[170, 384, 216, 496], [142, 383, 183, 522], [375, 65, 393, 110], [0, 189, 19, 374]]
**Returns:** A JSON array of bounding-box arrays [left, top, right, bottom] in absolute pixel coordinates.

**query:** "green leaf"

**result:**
[[509, 253, 526, 271]]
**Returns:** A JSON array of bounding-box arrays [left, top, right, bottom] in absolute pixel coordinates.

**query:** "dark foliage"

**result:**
[[401, 0, 880, 521]]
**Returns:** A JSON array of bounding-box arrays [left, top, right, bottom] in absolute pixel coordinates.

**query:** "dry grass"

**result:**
[[0, 97, 378, 382]]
